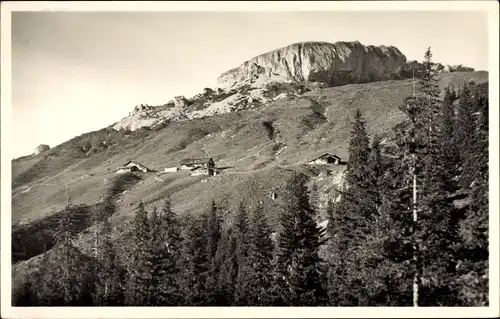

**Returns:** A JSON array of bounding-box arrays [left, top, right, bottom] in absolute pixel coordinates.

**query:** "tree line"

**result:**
[[13, 48, 488, 307]]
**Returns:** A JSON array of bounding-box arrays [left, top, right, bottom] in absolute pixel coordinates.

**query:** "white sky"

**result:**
[[10, 9, 490, 158]]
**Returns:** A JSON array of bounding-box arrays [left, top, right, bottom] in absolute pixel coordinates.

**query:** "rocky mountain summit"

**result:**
[[216, 41, 475, 89], [111, 40, 474, 132], [217, 41, 408, 89]]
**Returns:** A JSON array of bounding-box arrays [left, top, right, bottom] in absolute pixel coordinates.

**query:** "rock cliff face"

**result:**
[[216, 41, 409, 89], [216, 41, 475, 89]]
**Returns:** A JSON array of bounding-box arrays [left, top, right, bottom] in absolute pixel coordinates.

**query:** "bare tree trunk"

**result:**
[[411, 69, 419, 307], [412, 153, 419, 307]]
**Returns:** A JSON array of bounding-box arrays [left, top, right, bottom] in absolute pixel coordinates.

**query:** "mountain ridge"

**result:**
[[216, 41, 409, 89], [106, 40, 475, 133]]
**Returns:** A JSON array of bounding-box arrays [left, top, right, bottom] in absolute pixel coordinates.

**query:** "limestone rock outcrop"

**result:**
[[35, 144, 50, 155], [216, 41, 475, 89], [132, 104, 153, 114], [216, 41, 409, 89], [173, 96, 189, 107]]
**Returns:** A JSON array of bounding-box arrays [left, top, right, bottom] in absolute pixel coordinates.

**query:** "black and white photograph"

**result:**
[[1, 1, 499, 318]]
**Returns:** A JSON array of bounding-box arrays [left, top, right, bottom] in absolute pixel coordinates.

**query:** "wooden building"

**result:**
[[307, 153, 343, 165], [180, 158, 216, 176], [115, 161, 153, 174]]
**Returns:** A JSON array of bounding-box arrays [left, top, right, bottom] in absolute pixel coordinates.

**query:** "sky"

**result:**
[[10, 10, 490, 158]]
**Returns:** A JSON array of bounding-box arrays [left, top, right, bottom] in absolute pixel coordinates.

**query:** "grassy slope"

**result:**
[[12, 71, 488, 225]]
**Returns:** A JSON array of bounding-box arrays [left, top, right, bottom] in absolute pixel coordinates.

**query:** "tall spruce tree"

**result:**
[[416, 48, 461, 306], [390, 47, 462, 306], [326, 109, 379, 305], [232, 202, 250, 305], [439, 86, 461, 193], [456, 82, 481, 189], [217, 226, 239, 305], [179, 213, 210, 305], [146, 199, 183, 305], [93, 217, 121, 306], [125, 201, 153, 306], [236, 202, 274, 305], [52, 204, 90, 305], [273, 173, 326, 306], [455, 91, 489, 306], [204, 200, 223, 305]]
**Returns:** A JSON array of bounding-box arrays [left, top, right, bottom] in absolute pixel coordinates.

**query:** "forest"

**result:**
[[12, 48, 489, 307]]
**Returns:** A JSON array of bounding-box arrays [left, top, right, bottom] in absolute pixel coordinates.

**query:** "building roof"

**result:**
[[122, 161, 153, 171], [116, 166, 133, 170], [309, 153, 341, 161], [180, 158, 214, 165], [190, 166, 207, 171]]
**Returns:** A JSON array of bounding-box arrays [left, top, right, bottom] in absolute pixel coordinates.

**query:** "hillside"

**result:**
[[11, 68, 488, 297], [12, 71, 488, 222]]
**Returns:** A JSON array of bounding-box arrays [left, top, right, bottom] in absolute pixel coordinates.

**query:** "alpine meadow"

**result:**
[[8, 9, 493, 309]]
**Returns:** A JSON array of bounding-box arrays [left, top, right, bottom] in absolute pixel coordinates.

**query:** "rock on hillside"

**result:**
[[111, 83, 303, 132], [217, 41, 408, 89], [34, 144, 50, 155]]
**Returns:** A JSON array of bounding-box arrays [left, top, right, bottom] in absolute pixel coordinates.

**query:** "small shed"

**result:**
[[308, 153, 342, 165], [115, 161, 154, 174], [115, 167, 136, 174], [180, 158, 215, 170], [190, 166, 214, 177]]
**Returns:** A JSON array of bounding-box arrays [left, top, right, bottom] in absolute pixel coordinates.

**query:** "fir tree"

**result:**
[[237, 202, 274, 305], [217, 226, 239, 305], [455, 91, 489, 306], [439, 86, 461, 192], [93, 217, 121, 306], [273, 173, 326, 306], [232, 202, 250, 305], [416, 48, 461, 306], [390, 47, 462, 306], [326, 109, 379, 305], [204, 200, 223, 305], [125, 202, 153, 306], [179, 213, 209, 305], [145, 199, 183, 305], [51, 204, 91, 305]]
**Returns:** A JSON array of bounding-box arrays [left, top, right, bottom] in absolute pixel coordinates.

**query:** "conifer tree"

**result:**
[[456, 82, 481, 189], [455, 92, 489, 306], [232, 202, 250, 305], [51, 204, 91, 305], [33, 250, 57, 305], [236, 203, 274, 305], [125, 202, 153, 306], [93, 217, 121, 306], [204, 200, 223, 305], [368, 134, 385, 213], [439, 86, 461, 192], [325, 198, 349, 305], [179, 213, 209, 305], [234, 202, 249, 259], [273, 173, 326, 306], [390, 47, 463, 306], [416, 48, 461, 306], [217, 226, 238, 305], [144, 199, 183, 305], [326, 109, 379, 305]]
